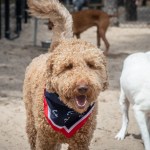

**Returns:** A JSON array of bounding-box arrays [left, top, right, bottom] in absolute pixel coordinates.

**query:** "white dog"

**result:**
[[115, 52, 150, 150]]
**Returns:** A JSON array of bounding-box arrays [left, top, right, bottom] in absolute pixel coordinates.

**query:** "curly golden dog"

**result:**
[[23, 0, 108, 150]]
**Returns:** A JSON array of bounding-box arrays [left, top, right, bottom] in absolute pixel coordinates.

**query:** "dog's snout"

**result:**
[[77, 85, 88, 94]]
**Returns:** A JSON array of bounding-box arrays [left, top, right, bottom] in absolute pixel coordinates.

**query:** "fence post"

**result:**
[[16, 0, 22, 33], [33, 18, 38, 46], [125, 0, 137, 21], [5, 0, 10, 39], [24, 0, 28, 23], [0, 0, 1, 39]]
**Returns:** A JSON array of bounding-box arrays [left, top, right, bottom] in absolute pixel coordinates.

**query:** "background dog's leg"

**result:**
[[146, 117, 150, 134], [115, 88, 129, 140], [99, 28, 109, 55], [133, 105, 150, 150], [97, 27, 101, 48], [75, 33, 80, 39]]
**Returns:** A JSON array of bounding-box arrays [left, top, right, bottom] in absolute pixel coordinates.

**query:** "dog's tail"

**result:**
[[28, 0, 73, 51]]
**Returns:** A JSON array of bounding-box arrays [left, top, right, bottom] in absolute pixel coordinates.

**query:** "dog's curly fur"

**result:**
[[23, 0, 108, 150]]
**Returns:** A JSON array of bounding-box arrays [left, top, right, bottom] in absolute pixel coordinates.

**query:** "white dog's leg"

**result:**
[[146, 117, 150, 134], [133, 105, 150, 150], [115, 88, 130, 140]]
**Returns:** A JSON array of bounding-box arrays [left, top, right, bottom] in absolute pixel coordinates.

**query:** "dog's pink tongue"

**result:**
[[75, 95, 87, 108]]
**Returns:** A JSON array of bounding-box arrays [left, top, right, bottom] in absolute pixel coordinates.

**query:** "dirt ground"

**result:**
[[0, 19, 150, 150]]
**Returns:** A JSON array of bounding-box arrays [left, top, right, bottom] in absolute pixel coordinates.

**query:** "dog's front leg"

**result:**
[[133, 105, 150, 150], [35, 130, 61, 150], [115, 88, 130, 140], [68, 143, 89, 150], [67, 130, 93, 150]]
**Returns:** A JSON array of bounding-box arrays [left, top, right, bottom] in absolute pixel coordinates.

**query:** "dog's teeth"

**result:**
[[76, 100, 87, 107]]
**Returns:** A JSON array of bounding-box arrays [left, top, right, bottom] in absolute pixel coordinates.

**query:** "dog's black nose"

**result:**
[[77, 85, 88, 94]]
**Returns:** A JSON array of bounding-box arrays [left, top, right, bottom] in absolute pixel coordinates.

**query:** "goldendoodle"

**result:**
[[23, 0, 108, 150]]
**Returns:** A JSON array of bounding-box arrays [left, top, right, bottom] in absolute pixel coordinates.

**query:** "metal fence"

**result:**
[[118, 5, 150, 28], [0, 0, 28, 40], [0, 0, 150, 40]]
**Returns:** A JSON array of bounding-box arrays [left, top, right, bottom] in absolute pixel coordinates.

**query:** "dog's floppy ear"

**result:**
[[27, 0, 73, 51]]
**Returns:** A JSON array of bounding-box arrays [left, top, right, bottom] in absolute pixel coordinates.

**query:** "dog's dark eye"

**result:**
[[86, 61, 96, 69], [65, 63, 73, 70]]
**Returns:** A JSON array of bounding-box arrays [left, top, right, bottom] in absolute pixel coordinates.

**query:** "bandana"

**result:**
[[44, 90, 95, 138]]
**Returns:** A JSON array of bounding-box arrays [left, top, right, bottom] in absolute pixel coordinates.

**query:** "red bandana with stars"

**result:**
[[44, 90, 95, 138]]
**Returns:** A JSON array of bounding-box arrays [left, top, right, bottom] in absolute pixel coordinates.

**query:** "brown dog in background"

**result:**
[[72, 9, 112, 55], [48, 9, 114, 55]]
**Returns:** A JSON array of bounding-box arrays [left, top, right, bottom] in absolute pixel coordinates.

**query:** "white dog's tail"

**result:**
[[28, 0, 73, 50]]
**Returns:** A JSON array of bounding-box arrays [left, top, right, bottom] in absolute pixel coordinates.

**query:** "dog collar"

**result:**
[[44, 90, 95, 138]]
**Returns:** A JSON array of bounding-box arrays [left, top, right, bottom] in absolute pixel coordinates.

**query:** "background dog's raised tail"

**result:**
[[28, 0, 73, 51]]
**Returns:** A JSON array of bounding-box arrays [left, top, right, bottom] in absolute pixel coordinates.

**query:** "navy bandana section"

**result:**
[[44, 90, 95, 138]]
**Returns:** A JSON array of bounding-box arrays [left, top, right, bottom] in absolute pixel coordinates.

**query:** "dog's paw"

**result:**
[[115, 131, 126, 140]]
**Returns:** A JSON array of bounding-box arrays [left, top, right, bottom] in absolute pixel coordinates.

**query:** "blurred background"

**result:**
[[0, 0, 150, 41]]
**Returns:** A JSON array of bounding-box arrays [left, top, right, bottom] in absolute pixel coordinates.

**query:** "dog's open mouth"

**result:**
[[75, 95, 87, 109]]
